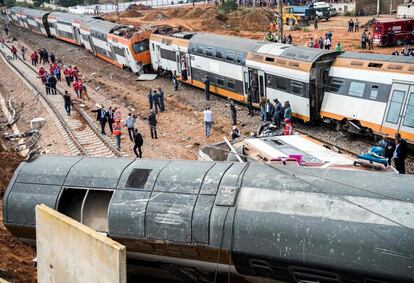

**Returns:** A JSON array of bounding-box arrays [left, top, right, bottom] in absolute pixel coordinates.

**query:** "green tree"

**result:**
[[219, 0, 238, 13]]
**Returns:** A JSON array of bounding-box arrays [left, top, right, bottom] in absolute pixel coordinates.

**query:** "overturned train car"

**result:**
[[3, 156, 414, 282]]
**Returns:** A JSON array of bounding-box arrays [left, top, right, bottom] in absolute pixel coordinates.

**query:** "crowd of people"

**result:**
[[307, 31, 339, 51]]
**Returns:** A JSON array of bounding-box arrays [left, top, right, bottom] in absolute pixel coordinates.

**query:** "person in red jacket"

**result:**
[[77, 80, 83, 99], [39, 67, 46, 84], [72, 65, 80, 81], [49, 64, 55, 75], [72, 80, 80, 99], [284, 118, 293, 136], [11, 45, 17, 60], [64, 66, 72, 86], [113, 120, 122, 150], [31, 51, 38, 66]]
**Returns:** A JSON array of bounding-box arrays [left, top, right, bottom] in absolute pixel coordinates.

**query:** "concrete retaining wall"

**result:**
[[35, 205, 126, 283]]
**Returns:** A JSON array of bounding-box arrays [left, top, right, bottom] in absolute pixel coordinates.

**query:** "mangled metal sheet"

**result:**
[[64, 157, 134, 189], [16, 155, 82, 185]]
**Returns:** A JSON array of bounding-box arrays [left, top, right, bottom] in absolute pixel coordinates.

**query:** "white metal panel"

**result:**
[[192, 55, 243, 81], [266, 87, 310, 119], [27, 18, 37, 27], [330, 66, 414, 85], [245, 139, 289, 158], [321, 91, 387, 125], [57, 23, 73, 33], [92, 37, 111, 51], [246, 59, 310, 82]]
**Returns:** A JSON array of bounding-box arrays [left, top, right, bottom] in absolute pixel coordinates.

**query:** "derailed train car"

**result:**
[[7, 7, 152, 73], [3, 156, 414, 282]]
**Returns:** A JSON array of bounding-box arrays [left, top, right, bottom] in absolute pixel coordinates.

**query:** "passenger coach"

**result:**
[[150, 31, 337, 122], [322, 52, 414, 141]]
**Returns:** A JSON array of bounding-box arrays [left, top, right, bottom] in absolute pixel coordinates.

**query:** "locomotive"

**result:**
[[3, 156, 414, 282]]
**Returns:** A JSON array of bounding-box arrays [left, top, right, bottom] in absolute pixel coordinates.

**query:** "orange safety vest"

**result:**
[[113, 122, 122, 136]]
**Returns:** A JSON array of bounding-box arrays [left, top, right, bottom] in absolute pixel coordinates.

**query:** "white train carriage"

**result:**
[[149, 30, 193, 79], [246, 44, 338, 122], [19, 8, 50, 36], [8, 6, 25, 28], [47, 12, 81, 44], [321, 52, 414, 142]]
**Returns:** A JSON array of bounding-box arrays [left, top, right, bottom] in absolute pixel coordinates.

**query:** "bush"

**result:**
[[5, 0, 16, 6], [301, 27, 310, 32], [219, 0, 238, 14], [343, 11, 354, 17]]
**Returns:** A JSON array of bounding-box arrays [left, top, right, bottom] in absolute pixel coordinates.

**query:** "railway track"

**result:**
[[0, 44, 124, 157]]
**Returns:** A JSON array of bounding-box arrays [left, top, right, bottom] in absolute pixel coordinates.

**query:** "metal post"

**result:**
[[377, 0, 380, 17], [278, 0, 283, 39], [390, 0, 393, 14]]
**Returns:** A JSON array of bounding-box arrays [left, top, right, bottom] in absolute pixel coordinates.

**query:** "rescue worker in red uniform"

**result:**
[[38, 67, 46, 84], [64, 66, 72, 87], [284, 118, 293, 136], [11, 45, 17, 60], [72, 80, 80, 99], [113, 120, 122, 150]]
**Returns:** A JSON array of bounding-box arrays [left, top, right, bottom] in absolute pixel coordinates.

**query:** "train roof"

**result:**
[[9, 6, 25, 13], [17, 7, 49, 18], [340, 51, 414, 64], [49, 11, 83, 22], [254, 43, 338, 62], [88, 19, 121, 34], [189, 33, 264, 54]]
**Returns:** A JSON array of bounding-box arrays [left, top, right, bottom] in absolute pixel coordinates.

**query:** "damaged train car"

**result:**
[[2, 156, 414, 283]]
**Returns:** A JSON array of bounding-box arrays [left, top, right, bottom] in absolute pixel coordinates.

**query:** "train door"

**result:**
[[88, 35, 96, 55], [258, 70, 266, 100], [381, 83, 414, 137], [242, 67, 250, 97], [175, 51, 182, 74], [73, 27, 81, 45]]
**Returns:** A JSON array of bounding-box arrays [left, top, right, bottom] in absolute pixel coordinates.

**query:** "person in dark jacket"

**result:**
[[92, 106, 107, 135], [133, 128, 143, 158], [377, 135, 394, 165], [229, 99, 237, 125], [148, 89, 154, 110], [273, 99, 283, 128], [152, 88, 160, 114], [172, 71, 179, 91], [148, 109, 157, 139], [247, 92, 254, 116], [48, 75, 57, 95], [43, 49, 49, 64], [393, 133, 408, 174], [44, 74, 51, 95], [158, 87, 165, 112], [203, 75, 210, 101], [107, 106, 114, 134], [50, 53, 56, 64], [63, 91, 71, 115]]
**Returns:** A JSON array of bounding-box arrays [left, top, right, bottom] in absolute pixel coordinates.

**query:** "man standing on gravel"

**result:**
[[203, 106, 213, 137], [229, 99, 237, 125], [133, 128, 143, 158], [393, 133, 408, 174], [63, 91, 71, 115], [203, 75, 210, 101], [92, 105, 107, 135], [125, 113, 136, 141], [148, 109, 158, 139]]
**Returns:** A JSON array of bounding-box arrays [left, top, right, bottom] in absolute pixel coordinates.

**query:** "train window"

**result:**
[[227, 80, 236, 90], [152, 43, 154, 51], [197, 46, 204, 55], [369, 85, 379, 99], [403, 92, 414, 128], [291, 81, 304, 96], [133, 40, 149, 54], [266, 75, 272, 87], [216, 50, 222, 58], [206, 47, 214, 57], [386, 90, 405, 124], [276, 77, 287, 91], [226, 52, 235, 62], [265, 57, 275, 62], [329, 78, 345, 93], [217, 77, 225, 86], [368, 62, 383, 68], [126, 169, 152, 189], [348, 81, 365, 97], [191, 45, 195, 53]]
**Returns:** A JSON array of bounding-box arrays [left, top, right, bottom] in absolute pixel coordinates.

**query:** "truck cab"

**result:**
[[372, 18, 414, 46], [283, 6, 315, 26]]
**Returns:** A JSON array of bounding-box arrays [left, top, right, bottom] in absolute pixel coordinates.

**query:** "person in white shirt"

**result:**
[[203, 107, 213, 137]]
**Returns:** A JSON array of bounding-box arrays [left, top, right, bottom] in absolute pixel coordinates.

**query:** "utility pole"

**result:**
[[377, 0, 380, 17], [278, 0, 283, 39]]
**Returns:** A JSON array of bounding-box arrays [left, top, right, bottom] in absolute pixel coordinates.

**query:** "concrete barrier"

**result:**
[[35, 205, 126, 283]]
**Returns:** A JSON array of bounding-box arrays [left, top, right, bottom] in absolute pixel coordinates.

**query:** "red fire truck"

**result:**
[[372, 18, 414, 46]]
